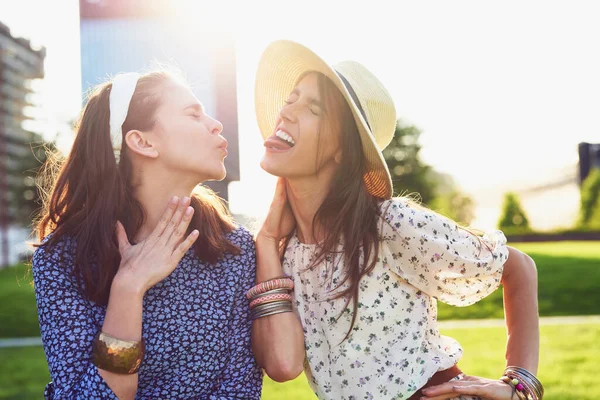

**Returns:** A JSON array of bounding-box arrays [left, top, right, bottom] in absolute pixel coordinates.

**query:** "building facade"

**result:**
[[0, 22, 45, 267]]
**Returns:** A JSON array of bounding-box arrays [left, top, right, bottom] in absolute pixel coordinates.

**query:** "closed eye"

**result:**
[[309, 106, 320, 116]]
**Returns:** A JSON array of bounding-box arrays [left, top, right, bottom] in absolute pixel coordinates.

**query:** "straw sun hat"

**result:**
[[255, 40, 397, 199]]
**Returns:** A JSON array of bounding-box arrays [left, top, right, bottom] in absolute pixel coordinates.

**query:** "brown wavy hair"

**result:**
[[284, 72, 383, 342], [36, 70, 239, 305]]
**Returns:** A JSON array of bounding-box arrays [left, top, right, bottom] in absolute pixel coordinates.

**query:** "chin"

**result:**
[[260, 158, 279, 176], [210, 165, 227, 181], [196, 164, 227, 183], [260, 157, 284, 177]]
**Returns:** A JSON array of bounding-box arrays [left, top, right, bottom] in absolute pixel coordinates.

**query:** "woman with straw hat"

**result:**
[[249, 40, 544, 400]]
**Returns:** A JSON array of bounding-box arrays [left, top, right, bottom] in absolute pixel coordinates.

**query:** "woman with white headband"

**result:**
[[32, 70, 263, 399]]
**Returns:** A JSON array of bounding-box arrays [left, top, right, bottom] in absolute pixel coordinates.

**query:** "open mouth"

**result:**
[[264, 129, 296, 151]]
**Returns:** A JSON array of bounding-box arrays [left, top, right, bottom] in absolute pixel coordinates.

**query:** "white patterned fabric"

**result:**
[[283, 198, 508, 400]]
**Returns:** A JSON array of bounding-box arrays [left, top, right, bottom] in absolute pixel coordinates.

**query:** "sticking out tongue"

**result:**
[[264, 136, 293, 151]]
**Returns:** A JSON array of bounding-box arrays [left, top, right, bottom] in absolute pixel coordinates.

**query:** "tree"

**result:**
[[431, 189, 475, 225], [498, 192, 531, 233], [578, 168, 600, 229], [383, 120, 436, 204], [382, 120, 475, 224]]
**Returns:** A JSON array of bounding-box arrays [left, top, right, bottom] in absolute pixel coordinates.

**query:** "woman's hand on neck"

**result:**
[[286, 169, 335, 245]]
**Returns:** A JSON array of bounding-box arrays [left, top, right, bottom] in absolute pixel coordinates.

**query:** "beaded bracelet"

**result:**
[[500, 376, 526, 400], [505, 366, 544, 399], [246, 277, 294, 300], [501, 367, 543, 400]]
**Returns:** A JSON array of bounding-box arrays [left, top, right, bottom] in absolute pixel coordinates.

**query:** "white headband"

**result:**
[[109, 72, 140, 163]]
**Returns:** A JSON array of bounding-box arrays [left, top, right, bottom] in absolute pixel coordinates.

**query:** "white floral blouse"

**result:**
[[282, 198, 509, 400]]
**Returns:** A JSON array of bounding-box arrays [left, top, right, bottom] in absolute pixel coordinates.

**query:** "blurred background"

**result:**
[[0, 0, 598, 399]]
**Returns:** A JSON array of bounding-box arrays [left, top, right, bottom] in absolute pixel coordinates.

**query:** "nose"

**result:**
[[210, 117, 223, 135], [279, 102, 298, 124]]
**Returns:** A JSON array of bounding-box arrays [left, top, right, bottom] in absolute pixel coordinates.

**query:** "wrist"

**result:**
[[112, 271, 146, 300], [256, 232, 280, 248]]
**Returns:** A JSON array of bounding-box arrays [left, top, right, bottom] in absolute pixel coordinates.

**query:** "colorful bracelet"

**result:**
[[500, 376, 526, 400], [245, 277, 294, 300], [250, 288, 290, 300], [505, 366, 544, 400], [92, 332, 144, 374], [250, 293, 293, 309]]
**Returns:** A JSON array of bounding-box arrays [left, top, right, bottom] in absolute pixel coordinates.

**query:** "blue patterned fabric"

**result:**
[[32, 227, 263, 399]]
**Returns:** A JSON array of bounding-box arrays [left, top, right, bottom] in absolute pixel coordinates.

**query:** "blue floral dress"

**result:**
[[283, 198, 509, 400], [32, 226, 263, 399]]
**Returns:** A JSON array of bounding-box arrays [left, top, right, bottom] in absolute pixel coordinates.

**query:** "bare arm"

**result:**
[[251, 235, 306, 382], [502, 246, 540, 372], [96, 280, 145, 399], [250, 178, 306, 382], [423, 246, 540, 399]]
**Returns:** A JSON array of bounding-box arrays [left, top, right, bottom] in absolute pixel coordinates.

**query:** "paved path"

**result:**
[[438, 314, 600, 329], [0, 336, 42, 348]]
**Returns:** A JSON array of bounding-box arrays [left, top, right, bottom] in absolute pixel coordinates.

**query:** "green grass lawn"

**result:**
[[437, 241, 600, 320], [0, 264, 38, 338], [2, 323, 598, 399]]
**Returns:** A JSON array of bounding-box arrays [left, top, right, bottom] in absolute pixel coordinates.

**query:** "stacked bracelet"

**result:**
[[500, 376, 526, 400], [247, 276, 294, 320], [249, 293, 293, 308], [500, 366, 544, 400], [246, 277, 294, 300], [92, 332, 144, 374]]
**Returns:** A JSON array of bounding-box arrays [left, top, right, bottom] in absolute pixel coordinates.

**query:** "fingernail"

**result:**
[[183, 196, 190, 204], [171, 196, 179, 204], [185, 206, 193, 215]]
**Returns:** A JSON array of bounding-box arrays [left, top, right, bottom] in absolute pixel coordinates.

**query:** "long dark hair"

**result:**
[[36, 70, 239, 305], [286, 72, 383, 342]]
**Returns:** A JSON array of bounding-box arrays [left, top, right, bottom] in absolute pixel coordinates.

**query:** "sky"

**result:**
[[2, 0, 599, 230]]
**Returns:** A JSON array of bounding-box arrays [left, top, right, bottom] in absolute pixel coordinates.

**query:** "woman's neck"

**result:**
[[286, 171, 335, 245], [132, 168, 200, 243]]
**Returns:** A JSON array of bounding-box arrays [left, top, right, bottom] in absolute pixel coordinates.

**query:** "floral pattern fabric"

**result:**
[[282, 198, 508, 400], [32, 227, 263, 400]]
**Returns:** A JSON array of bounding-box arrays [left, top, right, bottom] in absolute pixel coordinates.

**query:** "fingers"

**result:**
[[271, 177, 288, 206], [161, 196, 191, 242], [421, 380, 473, 398], [166, 203, 195, 248], [275, 177, 287, 197], [115, 221, 131, 252], [173, 229, 199, 257], [422, 377, 506, 400], [149, 196, 180, 240], [449, 384, 489, 397], [420, 393, 461, 400]]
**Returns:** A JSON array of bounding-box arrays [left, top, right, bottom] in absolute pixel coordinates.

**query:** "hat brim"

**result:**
[[255, 40, 393, 199]]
